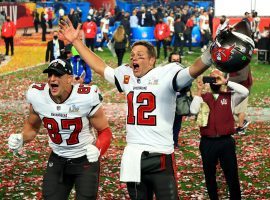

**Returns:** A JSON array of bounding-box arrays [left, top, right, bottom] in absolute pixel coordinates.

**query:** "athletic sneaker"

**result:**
[[97, 47, 103, 52], [236, 127, 246, 135], [242, 120, 250, 129]]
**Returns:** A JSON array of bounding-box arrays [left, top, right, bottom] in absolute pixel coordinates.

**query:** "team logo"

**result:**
[[220, 98, 227, 105], [142, 32, 147, 38], [69, 104, 80, 113], [124, 75, 130, 84], [48, 162, 53, 167], [148, 77, 159, 85], [211, 44, 235, 63], [57, 106, 61, 111]]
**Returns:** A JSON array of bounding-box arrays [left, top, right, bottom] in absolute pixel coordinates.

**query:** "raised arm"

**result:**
[[59, 18, 107, 77], [189, 46, 212, 78]]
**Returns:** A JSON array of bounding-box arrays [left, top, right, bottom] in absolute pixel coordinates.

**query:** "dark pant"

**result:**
[[127, 152, 178, 200], [173, 114, 183, 147], [4, 37, 14, 56], [34, 21, 39, 33], [200, 30, 211, 48], [199, 136, 241, 200], [173, 33, 184, 56], [85, 38, 95, 52], [41, 25, 46, 41], [42, 152, 100, 200], [156, 40, 167, 59], [184, 32, 192, 51], [48, 19, 53, 29], [99, 32, 109, 48], [115, 48, 126, 66]]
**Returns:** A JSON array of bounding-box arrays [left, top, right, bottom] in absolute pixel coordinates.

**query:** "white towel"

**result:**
[[120, 145, 144, 183]]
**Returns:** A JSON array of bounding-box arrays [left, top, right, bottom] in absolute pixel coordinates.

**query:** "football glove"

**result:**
[[8, 133, 23, 151], [201, 43, 213, 66], [84, 144, 100, 162]]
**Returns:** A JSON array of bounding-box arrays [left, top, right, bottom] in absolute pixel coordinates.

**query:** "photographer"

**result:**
[[190, 69, 249, 200]]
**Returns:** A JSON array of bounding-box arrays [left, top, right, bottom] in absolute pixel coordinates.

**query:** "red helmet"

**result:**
[[210, 21, 255, 73]]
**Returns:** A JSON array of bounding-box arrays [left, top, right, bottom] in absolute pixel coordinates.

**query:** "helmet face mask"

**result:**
[[211, 21, 255, 73]]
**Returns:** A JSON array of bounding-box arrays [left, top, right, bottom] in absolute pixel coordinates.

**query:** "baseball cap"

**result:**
[[43, 59, 73, 75]]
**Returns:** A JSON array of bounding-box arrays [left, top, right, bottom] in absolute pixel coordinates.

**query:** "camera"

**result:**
[[202, 76, 216, 84]]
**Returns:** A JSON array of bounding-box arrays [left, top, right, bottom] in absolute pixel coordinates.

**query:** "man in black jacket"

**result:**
[[46, 31, 65, 62]]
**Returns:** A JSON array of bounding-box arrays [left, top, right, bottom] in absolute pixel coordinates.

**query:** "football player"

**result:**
[[59, 18, 213, 199], [8, 59, 112, 199]]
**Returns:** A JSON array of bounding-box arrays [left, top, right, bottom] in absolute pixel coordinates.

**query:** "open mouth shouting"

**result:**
[[50, 83, 59, 94], [132, 63, 140, 72]]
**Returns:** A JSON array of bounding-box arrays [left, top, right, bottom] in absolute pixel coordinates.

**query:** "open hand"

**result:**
[[59, 18, 81, 43]]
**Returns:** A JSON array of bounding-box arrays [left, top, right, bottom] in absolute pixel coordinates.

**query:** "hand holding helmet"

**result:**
[[210, 21, 255, 73]]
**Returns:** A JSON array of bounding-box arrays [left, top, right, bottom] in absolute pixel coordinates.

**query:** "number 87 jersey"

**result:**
[[112, 63, 192, 153], [26, 83, 102, 158]]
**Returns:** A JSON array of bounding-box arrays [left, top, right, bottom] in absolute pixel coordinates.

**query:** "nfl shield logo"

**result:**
[[57, 106, 61, 111]]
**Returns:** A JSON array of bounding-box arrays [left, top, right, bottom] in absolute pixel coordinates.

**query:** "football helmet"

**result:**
[[210, 21, 255, 73]]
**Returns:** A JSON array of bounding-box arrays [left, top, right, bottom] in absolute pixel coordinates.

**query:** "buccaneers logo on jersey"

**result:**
[[211, 44, 235, 63]]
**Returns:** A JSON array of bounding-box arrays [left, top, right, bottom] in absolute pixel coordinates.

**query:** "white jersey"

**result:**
[[200, 15, 210, 31], [100, 18, 109, 33], [113, 63, 191, 153], [26, 83, 102, 158]]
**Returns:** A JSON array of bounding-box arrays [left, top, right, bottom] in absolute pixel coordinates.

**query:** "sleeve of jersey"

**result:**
[[88, 85, 103, 117], [105, 65, 130, 93], [25, 84, 40, 114], [173, 67, 194, 92], [26, 84, 39, 105]]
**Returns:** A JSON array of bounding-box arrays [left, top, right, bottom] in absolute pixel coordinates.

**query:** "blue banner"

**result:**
[[191, 25, 201, 47], [36, 2, 90, 25], [131, 27, 156, 45]]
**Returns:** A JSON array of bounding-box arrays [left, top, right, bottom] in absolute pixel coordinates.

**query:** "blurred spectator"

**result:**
[[121, 12, 131, 47], [136, 6, 144, 26], [155, 6, 164, 23], [76, 7, 82, 23], [58, 6, 65, 22], [251, 11, 260, 44], [45, 31, 65, 62], [208, 7, 214, 35], [242, 12, 251, 26], [228, 65, 253, 135], [88, 6, 94, 17], [216, 15, 228, 36], [174, 15, 185, 56], [82, 15, 97, 52], [47, 7, 53, 29], [111, 25, 127, 66], [130, 10, 139, 28], [181, 8, 189, 24], [32, 9, 39, 33], [70, 46, 92, 84], [166, 11, 174, 49], [40, 11, 47, 42], [68, 8, 80, 29], [168, 52, 186, 149], [154, 18, 170, 59], [199, 10, 211, 52], [184, 14, 195, 54], [97, 12, 110, 51], [1, 16, 16, 56], [144, 8, 154, 27]]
